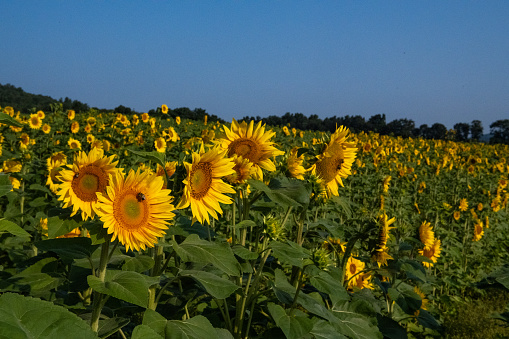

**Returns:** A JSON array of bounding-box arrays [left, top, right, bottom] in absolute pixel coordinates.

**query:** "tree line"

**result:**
[[1, 83, 508, 144]]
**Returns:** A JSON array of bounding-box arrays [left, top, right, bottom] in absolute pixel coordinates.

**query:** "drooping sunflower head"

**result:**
[[177, 147, 236, 225], [419, 221, 435, 250], [371, 249, 393, 268], [96, 169, 175, 252], [310, 126, 357, 197], [376, 213, 396, 250], [28, 114, 42, 129], [220, 119, 284, 180], [57, 148, 121, 220], [286, 147, 306, 180]]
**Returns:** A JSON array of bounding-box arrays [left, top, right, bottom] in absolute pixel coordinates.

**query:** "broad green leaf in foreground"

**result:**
[[0, 174, 13, 197], [88, 270, 160, 308], [0, 219, 30, 239], [267, 302, 313, 339], [0, 293, 98, 339], [173, 234, 241, 276], [179, 270, 239, 299], [0, 112, 23, 127]]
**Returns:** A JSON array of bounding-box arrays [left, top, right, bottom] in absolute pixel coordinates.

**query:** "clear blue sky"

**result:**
[[2, 1, 508, 130]]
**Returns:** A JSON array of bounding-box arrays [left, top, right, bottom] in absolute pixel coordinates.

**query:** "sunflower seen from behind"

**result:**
[[57, 148, 121, 220], [177, 147, 236, 225], [310, 126, 357, 197], [96, 169, 175, 252], [220, 119, 283, 181]]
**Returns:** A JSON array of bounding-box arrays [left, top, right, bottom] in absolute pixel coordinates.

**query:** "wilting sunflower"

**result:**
[[419, 221, 435, 250], [310, 126, 357, 197], [177, 147, 236, 225], [57, 148, 121, 220], [68, 137, 82, 150], [220, 119, 284, 180], [71, 121, 80, 134], [473, 221, 484, 241], [28, 114, 42, 129], [154, 137, 166, 153], [96, 169, 175, 251], [419, 239, 441, 268]]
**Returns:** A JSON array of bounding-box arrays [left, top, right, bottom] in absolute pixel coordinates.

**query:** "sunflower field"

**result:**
[[0, 106, 509, 338]]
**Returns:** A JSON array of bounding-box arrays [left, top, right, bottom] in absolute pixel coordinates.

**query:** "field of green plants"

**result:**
[[0, 105, 508, 338]]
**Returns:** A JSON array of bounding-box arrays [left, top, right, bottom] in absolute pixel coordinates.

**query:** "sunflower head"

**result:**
[[419, 221, 435, 250], [96, 169, 175, 252], [419, 239, 441, 268], [225, 155, 254, 184], [220, 119, 284, 180], [57, 148, 121, 220], [28, 114, 42, 129], [177, 147, 235, 225]]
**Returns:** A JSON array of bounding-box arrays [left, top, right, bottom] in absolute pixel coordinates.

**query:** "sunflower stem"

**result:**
[[90, 238, 110, 332]]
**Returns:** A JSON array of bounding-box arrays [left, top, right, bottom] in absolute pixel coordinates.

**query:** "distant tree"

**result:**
[[489, 119, 509, 145], [418, 124, 430, 139], [428, 123, 447, 140], [386, 118, 415, 138], [367, 114, 386, 133], [470, 120, 483, 141], [114, 105, 132, 114], [453, 123, 470, 142]]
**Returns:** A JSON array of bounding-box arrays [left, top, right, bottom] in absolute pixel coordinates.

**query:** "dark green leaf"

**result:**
[[234, 220, 257, 229], [128, 149, 166, 168], [376, 314, 408, 339], [232, 245, 259, 260], [248, 179, 301, 207], [35, 237, 99, 262], [270, 240, 311, 268], [267, 302, 313, 339], [47, 215, 81, 239], [0, 174, 13, 197], [0, 112, 23, 127], [0, 293, 98, 339], [122, 255, 155, 273], [0, 219, 30, 239], [180, 270, 239, 299]]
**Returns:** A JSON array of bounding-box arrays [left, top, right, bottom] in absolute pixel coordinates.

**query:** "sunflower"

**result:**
[[141, 113, 150, 123], [377, 213, 396, 249], [177, 147, 236, 225], [382, 175, 391, 193], [419, 221, 435, 250], [154, 137, 166, 153], [71, 121, 80, 134], [414, 286, 428, 310], [2, 159, 22, 173], [20, 133, 30, 147], [28, 114, 42, 129], [37, 110, 45, 119], [68, 137, 82, 150], [85, 124, 92, 133], [287, 147, 306, 180], [86, 116, 97, 126], [96, 169, 175, 251], [42, 124, 51, 134], [453, 210, 461, 221], [473, 221, 484, 241], [176, 116, 181, 125], [57, 148, 121, 220], [353, 272, 374, 290], [87, 134, 96, 144], [419, 239, 441, 268], [161, 104, 169, 114], [310, 126, 357, 197], [345, 256, 365, 288], [459, 198, 468, 211], [46, 159, 65, 193], [67, 110, 75, 120], [156, 161, 177, 188], [9, 177, 21, 190], [372, 249, 393, 268], [220, 119, 284, 180], [225, 155, 253, 184]]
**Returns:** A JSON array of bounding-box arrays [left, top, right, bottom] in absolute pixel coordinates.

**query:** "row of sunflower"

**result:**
[[0, 105, 508, 338]]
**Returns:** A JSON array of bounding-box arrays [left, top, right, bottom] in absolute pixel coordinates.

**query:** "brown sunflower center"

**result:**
[[114, 191, 149, 230], [31, 117, 39, 125], [190, 162, 212, 199], [71, 165, 108, 202], [349, 263, 357, 275], [228, 138, 260, 163], [315, 156, 344, 183]]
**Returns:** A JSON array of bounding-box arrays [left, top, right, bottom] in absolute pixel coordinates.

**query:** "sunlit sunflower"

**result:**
[[71, 121, 79, 134], [57, 148, 121, 220], [67, 110, 75, 120], [459, 198, 468, 211], [473, 221, 484, 241], [453, 210, 461, 221], [287, 147, 306, 180], [20, 133, 30, 148], [96, 169, 175, 251], [177, 147, 236, 225], [37, 110, 45, 119], [9, 177, 21, 190], [322, 237, 347, 253], [156, 161, 177, 188], [2, 159, 22, 173], [28, 114, 42, 129], [161, 104, 169, 114], [176, 116, 181, 125], [87, 134, 96, 144], [377, 213, 396, 249], [345, 256, 365, 288], [154, 137, 166, 153], [225, 155, 254, 184], [42, 124, 51, 134], [86, 116, 97, 126], [419, 239, 441, 268], [372, 249, 393, 268], [353, 272, 374, 290], [310, 126, 357, 197], [68, 137, 82, 150], [85, 124, 92, 133], [419, 221, 435, 250], [141, 113, 149, 123], [220, 119, 284, 180]]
